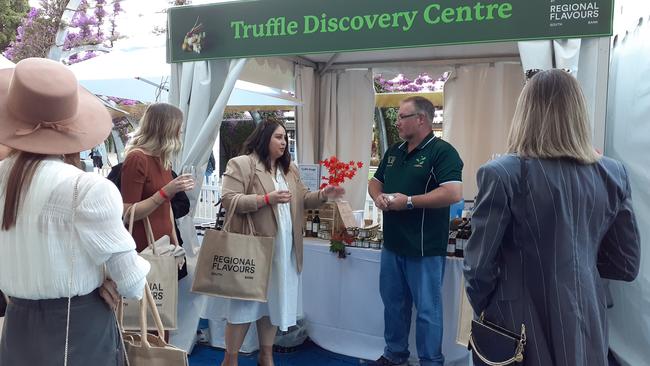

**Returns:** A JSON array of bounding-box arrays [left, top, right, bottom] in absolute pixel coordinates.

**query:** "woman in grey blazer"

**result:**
[[464, 69, 640, 366]]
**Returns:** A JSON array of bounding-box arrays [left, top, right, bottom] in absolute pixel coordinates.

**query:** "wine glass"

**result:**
[[181, 165, 196, 177]]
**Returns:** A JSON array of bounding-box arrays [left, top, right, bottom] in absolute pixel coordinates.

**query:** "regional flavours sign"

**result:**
[[167, 0, 613, 63]]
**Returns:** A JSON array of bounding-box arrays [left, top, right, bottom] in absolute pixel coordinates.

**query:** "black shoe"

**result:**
[[371, 356, 408, 366]]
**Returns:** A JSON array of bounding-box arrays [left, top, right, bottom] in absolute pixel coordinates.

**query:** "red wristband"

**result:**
[[159, 188, 170, 200], [264, 194, 270, 206]]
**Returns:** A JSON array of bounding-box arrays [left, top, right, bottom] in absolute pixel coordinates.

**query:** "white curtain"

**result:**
[[167, 58, 246, 352], [605, 18, 650, 366], [442, 62, 524, 200], [517, 38, 610, 151], [295, 64, 319, 164], [319, 70, 375, 210], [517, 39, 582, 75], [239, 57, 295, 92]]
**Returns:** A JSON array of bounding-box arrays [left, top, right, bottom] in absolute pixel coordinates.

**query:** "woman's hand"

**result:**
[[162, 174, 195, 196], [321, 185, 345, 199], [267, 190, 292, 205], [99, 279, 120, 311]]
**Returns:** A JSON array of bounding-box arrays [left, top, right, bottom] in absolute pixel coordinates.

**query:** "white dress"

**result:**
[[226, 169, 299, 331]]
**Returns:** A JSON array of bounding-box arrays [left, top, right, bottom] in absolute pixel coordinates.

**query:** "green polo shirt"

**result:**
[[374, 133, 463, 257]]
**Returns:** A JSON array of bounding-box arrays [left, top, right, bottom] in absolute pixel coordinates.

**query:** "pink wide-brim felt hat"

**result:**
[[0, 58, 111, 155]]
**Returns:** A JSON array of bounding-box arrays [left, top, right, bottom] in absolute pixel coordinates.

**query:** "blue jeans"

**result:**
[[380, 249, 446, 366]]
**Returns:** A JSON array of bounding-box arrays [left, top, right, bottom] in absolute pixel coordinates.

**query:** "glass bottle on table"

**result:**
[[455, 218, 468, 258], [305, 210, 313, 237], [447, 218, 461, 257], [312, 210, 321, 237]]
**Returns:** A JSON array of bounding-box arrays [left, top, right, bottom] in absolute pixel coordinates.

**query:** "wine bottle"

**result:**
[[312, 210, 321, 237], [305, 210, 313, 237]]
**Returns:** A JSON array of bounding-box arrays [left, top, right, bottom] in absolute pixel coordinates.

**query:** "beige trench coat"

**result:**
[[221, 154, 325, 273]]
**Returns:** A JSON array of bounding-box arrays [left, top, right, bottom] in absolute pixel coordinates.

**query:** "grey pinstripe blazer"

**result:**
[[464, 155, 640, 366]]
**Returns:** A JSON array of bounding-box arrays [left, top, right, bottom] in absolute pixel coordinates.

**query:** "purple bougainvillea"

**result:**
[[374, 72, 449, 93], [3, 0, 124, 64]]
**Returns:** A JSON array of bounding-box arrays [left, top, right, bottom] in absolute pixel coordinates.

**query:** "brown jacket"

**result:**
[[221, 154, 325, 273]]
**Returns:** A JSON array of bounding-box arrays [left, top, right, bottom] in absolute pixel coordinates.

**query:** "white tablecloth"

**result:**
[[302, 238, 470, 364]]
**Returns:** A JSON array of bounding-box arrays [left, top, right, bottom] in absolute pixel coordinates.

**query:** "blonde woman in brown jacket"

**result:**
[[220, 118, 344, 366]]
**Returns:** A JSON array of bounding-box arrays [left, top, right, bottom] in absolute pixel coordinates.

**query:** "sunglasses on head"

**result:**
[[525, 68, 572, 81]]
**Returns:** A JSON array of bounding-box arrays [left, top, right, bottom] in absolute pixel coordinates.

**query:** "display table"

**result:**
[[302, 238, 470, 364], [197, 236, 470, 364]]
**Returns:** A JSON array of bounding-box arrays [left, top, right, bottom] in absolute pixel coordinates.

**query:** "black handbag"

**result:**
[[469, 312, 526, 365], [468, 157, 529, 365]]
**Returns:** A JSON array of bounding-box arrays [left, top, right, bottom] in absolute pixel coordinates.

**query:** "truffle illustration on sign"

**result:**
[[182, 16, 206, 53]]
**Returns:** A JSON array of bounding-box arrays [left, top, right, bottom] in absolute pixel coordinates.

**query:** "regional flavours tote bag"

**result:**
[[122, 204, 179, 330], [119, 284, 188, 366], [192, 194, 275, 301]]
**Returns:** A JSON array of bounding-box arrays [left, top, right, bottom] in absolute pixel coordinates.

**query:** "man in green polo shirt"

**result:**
[[368, 96, 463, 366]]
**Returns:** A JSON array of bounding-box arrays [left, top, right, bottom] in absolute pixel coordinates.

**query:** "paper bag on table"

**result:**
[[335, 200, 358, 228]]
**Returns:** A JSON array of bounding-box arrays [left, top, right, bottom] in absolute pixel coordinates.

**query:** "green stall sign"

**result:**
[[167, 0, 613, 63]]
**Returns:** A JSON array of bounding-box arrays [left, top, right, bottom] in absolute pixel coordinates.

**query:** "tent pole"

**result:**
[[375, 108, 389, 155], [593, 37, 610, 153], [319, 53, 341, 75]]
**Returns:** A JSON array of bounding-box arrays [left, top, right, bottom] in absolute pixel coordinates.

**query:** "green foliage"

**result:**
[[3, 0, 68, 62], [382, 107, 401, 147], [218, 118, 256, 175], [0, 0, 29, 51]]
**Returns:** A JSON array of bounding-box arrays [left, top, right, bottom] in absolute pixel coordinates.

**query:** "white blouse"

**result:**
[[0, 157, 150, 300]]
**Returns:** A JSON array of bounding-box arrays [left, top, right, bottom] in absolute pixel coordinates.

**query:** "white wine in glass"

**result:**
[[181, 165, 196, 182]]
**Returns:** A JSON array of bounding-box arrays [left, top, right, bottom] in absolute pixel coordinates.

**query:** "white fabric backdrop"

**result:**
[[517, 39, 581, 75], [605, 18, 650, 366], [442, 62, 524, 200], [295, 64, 319, 164], [517, 38, 610, 151], [167, 58, 247, 352], [319, 70, 375, 210]]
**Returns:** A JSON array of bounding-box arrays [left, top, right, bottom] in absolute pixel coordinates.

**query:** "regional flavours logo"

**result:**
[[549, 1, 601, 26], [212, 255, 256, 279]]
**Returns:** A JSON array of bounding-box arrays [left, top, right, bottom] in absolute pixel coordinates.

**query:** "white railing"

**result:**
[[194, 175, 221, 224]]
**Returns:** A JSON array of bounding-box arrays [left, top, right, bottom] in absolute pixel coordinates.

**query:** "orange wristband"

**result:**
[[159, 188, 170, 200]]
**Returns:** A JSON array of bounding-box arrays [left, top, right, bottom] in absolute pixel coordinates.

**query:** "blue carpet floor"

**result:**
[[189, 340, 368, 366]]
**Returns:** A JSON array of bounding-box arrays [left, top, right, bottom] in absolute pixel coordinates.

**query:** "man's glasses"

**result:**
[[397, 112, 420, 121]]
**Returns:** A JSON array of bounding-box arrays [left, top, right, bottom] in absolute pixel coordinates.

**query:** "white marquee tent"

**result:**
[[166, 34, 613, 361], [67, 45, 301, 107]]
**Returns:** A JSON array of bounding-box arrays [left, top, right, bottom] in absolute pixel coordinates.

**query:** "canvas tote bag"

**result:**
[[118, 284, 188, 366], [192, 192, 275, 301], [122, 204, 179, 330]]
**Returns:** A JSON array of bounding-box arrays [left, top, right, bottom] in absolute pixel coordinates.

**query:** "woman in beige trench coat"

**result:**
[[220, 118, 344, 366]]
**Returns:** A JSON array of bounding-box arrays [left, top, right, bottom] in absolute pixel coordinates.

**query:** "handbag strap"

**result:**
[[64, 174, 83, 366], [139, 282, 166, 348], [125, 203, 160, 255]]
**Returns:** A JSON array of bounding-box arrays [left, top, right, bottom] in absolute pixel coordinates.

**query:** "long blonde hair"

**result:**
[[125, 103, 183, 169], [507, 69, 599, 164]]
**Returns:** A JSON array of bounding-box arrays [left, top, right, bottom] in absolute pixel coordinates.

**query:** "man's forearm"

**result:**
[[368, 178, 384, 200], [412, 183, 462, 209]]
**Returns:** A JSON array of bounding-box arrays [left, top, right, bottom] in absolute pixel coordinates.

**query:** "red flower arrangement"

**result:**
[[319, 156, 364, 189], [329, 229, 356, 259]]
